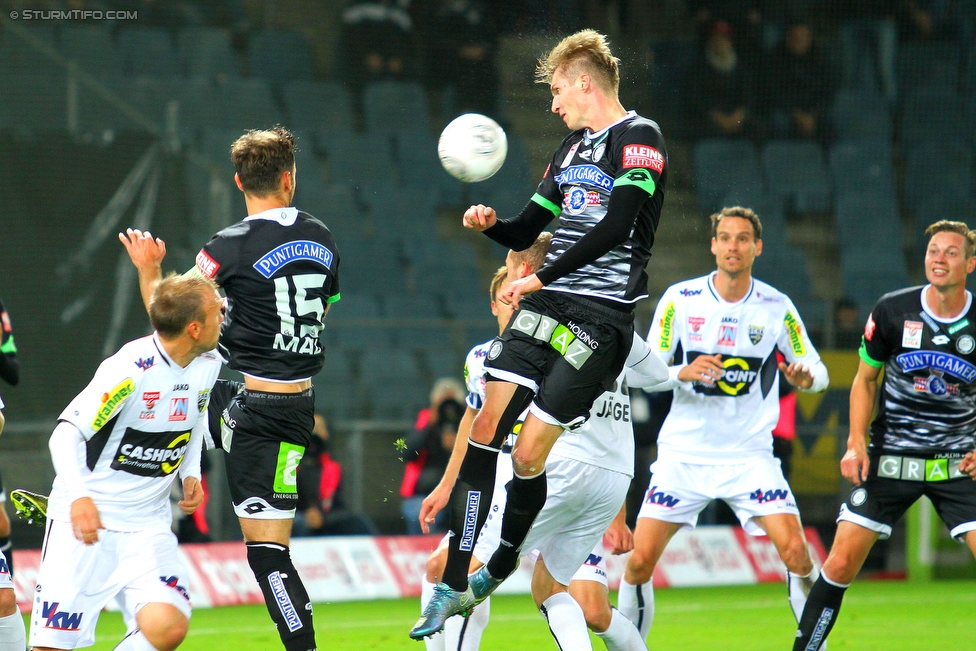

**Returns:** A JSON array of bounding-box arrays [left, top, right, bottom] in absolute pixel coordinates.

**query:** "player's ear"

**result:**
[[754, 238, 762, 257], [520, 261, 532, 279], [233, 173, 244, 192], [967, 254, 976, 274], [491, 300, 498, 316]]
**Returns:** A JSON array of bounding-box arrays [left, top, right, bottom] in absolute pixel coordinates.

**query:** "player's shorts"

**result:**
[[485, 290, 633, 428], [526, 540, 609, 587], [636, 455, 799, 536], [221, 388, 315, 519], [0, 549, 11, 590], [520, 455, 630, 586], [837, 452, 976, 540], [29, 519, 190, 650], [472, 448, 514, 565]]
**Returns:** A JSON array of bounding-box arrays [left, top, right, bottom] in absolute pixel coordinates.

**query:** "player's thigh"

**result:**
[[530, 555, 566, 608], [469, 380, 528, 446], [722, 456, 801, 535], [628, 517, 682, 578], [224, 391, 315, 520], [239, 517, 293, 545], [509, 415, 564, 472], [925, 478, 976, 542]]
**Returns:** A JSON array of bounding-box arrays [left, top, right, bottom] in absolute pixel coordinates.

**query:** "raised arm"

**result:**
[[119, 228, 167, 311]]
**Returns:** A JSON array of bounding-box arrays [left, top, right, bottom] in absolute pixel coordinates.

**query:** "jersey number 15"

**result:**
[[273, 273, 326, 355]]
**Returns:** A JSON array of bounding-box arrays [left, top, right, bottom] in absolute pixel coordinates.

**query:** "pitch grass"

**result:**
[[69, 580, 974, 650]]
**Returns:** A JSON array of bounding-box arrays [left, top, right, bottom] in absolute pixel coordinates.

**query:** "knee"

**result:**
[[469, 413, 496, 445], [511, 449, 544, 477], [425, 547, 448, 583], [778, 536, 812, 574], [0, 588, 18, 617], [141, 607, 188, 651], [822, 548, 863, 585], [577, 593, 612, 633]]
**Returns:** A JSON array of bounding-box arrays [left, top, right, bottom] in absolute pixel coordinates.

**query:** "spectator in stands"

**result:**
[[294, 413, 378, 536], [339, 0, 418, 97], [690, 20, 760, 139], [832, 0, 898, 102], [833, 298, 864, 349], [688, 0, 765, 62], [400, 395, 464, 535], [418, 0, 500, 116], [764, 15, 833, 140]]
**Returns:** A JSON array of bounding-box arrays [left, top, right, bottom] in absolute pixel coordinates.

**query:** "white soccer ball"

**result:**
[[438, 113, 508, 182]]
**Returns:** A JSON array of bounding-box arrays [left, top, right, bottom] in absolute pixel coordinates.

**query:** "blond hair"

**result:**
[[710, 206, 763, 240], [925, 220, 976, 257], [489, 266, 508, 301], [150, 273, 218, 339], [509, 231, 553, 274], [536, 29, 620, 94]]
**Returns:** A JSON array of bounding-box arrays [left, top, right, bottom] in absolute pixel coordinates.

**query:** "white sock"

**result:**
[[421, 578, 446, 651], [113, 629, 160, 651], [595, 608, 647, 651], [541, 592, 592, 651], [444, 597, 490, 651], [616, 577, 654, 640], [0, 610, 25, 651], [788, 567, 819, 623]]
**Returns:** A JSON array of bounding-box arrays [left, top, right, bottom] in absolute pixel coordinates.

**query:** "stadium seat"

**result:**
[[0, 23, 60, 77], [282, 80, 354, 133], [75, 77, 148, 135], [213, 78, 283, 132], [177, 27, 241, 78], [835, 191, 902, 248], [897, 42, 960, 92], [58, 25, 121, 78], [900, 87, 966, 145], [762, 140, 832, 213], [320, 130, 395, 188], [381, 293, 446, 319], [830, 89, 892, 141], [913, 197, 973, 263], [363, 81, 430, 134], [828, 140, 896, 198], [117, 27, 179, 77], [903, 142, 972, 212], [248, 30, 314, 82], [396, 129, 464, 203], [693, 139, 763, 212]]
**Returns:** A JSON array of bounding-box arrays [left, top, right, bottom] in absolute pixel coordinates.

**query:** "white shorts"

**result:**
[[636, 456, 799, 536], [0, 550, 11, 590], [529, 542, 609, 587], [29, 519, 191, 650], [521, 456, 630, 586]]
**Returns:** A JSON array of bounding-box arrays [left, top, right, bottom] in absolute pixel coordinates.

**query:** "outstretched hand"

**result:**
[[462, 204, 497, 232], [119, 228, 166, 270]]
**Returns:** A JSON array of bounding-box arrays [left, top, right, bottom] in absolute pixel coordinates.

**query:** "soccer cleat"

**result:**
[[468, 565, 506, 604], [10, 489, 48, 527], [409, 582, 475, 640]]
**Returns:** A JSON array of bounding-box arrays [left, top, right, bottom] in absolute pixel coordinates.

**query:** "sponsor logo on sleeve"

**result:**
[[659, 302, 676, 351], [195, 250, 220, 279], [622, 144, 665, 172], [679, 287, 702, 296], [111, 428, 191, 476], [134, 356, 154, 370], [864, 314, 876, 341], [902, 320, 923, 349], [92, 379, 136, 430], [253, 240, 333, 279], [784, 311, 806, 356]]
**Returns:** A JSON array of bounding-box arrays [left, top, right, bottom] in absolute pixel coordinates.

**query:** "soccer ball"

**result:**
[[438, 113, 508, 182]]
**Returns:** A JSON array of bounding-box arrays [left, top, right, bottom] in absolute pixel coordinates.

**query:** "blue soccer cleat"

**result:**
[[409, 582, 475, 640], [468, 566, 506, 605]]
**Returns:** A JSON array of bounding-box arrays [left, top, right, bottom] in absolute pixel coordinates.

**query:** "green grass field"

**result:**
[[70, 580, 974, 650]]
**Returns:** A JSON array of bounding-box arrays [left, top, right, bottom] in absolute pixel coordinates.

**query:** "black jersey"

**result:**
[[195, 207, 340, 381], [533, 111, 667, 304], [860, 285, 976, 453]]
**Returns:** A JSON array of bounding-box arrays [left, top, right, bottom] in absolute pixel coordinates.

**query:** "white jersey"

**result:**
[[464, 340, 633, 475], [50, 334, 221, 531], [649, 273, 826, 463]]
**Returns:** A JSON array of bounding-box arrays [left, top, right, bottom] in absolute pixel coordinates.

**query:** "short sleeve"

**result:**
[[531, 150, 564, 219], [59, 357, 138, 441], [610, 122, 666, 196], [196, 230, 239, 286], [859, 299, 891, 368], [777, 297, 823, 365]]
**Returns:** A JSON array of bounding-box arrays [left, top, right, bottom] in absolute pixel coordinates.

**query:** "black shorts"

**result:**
[[485, 290, 633, 426], [220, 388, 315, 519], [838, 453, 976, 540]]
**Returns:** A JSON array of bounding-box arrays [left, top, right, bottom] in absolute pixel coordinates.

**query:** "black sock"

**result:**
[[793, 575, 848, 651], [0, 537, 12, 576], [486, 471, 547, 580], [246, 542, 316, 651], [442, 442, 499, 591]]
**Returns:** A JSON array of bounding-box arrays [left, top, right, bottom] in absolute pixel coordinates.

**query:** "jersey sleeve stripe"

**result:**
[[858, 340, 884, 368], [327, 292, 341, 304], [531, 192, 561, 217], [613, 168, 657, 195]]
